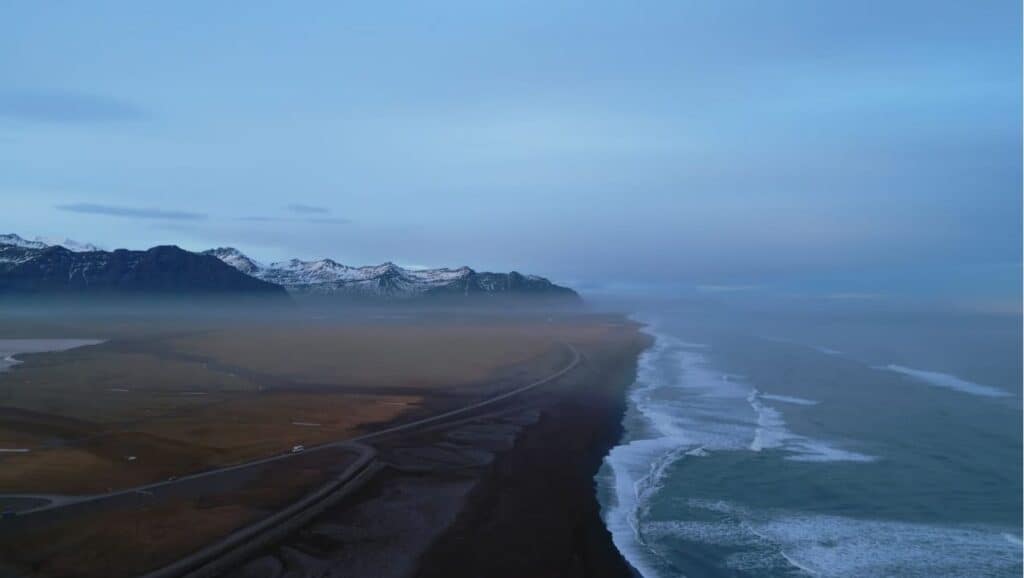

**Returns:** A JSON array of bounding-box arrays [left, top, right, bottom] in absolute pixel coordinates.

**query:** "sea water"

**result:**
[[597, 302, 1022, 577], [0, 339, 103, 372]]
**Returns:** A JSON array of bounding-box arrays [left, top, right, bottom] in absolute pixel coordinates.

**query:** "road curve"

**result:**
[[139, 442, 379, 578], [0, 343, 581, 516]]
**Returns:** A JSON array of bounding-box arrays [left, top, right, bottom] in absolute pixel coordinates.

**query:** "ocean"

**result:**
[[597, 301, 1023, 577]]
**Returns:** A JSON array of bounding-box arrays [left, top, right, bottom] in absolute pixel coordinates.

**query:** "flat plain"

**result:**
[[0, 308, 640, 578]]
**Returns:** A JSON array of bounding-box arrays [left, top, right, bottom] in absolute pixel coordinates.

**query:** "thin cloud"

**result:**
[[56, 203, 205, 221], [238, 215, 350, 225], [285, 203, 330, 215], [237, 216, 280, 222], [0, 90, 148, 123], [304, 216, 350, 224]]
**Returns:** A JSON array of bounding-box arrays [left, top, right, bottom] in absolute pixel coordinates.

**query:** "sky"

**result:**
[[1, 1, 1020, 309]]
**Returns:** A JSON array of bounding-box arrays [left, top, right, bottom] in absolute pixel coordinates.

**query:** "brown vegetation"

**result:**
[[0, 312, 644, 578], [0, 316, 599, 493]]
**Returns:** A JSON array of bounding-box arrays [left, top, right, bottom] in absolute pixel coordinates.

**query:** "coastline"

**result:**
[[413, 324, 652, 578], [0, 316, 655, 578], [58, 315, 663, 578], [214, 319, 653, 578], [0, 338, 104, 373]]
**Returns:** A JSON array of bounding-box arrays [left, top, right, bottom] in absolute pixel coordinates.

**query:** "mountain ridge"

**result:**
[[203, 247, 580, 301], [0, 235, 580, 303], [0, 240, 286, 298], [0, 233, 100, 253]]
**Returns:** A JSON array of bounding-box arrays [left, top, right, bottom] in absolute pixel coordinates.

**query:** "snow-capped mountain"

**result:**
[[0, 234, 100, 253], [0, 234, 578, 302], [0, 237, 285, 297], [203, 247, 579, 301], [1, 234, 104, 270], [0, 234, 48, 250], [33, 236, 102, 253]]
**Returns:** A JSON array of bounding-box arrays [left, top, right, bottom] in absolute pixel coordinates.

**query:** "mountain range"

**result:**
[[0, 234, 102, 253], [202, 247, 578, 301], [0, 235, 579, 303], [0, 235, 285, 297]]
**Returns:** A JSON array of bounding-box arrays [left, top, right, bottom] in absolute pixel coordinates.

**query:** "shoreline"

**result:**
[[0, 338, 104, 373], [412, 325, 653, 578], [215, 319, 653, 578], [0, 315, 655, 578], [0, 316, 654, 577]]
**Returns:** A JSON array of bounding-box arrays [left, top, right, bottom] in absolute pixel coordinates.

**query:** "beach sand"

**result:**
[[223, 318, 651, 578]]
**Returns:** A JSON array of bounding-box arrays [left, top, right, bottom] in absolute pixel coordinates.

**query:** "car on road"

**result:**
[[291, 444, 305, 453]]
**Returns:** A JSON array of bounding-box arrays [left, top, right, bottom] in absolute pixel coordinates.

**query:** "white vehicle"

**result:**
[[291, 444, 305, 453]]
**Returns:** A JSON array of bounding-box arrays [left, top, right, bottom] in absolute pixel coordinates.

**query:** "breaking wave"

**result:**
[[600, 326, 876, 577]]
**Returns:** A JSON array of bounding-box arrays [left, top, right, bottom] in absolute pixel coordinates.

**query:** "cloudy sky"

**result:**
[[1, 1, 1020, 307]]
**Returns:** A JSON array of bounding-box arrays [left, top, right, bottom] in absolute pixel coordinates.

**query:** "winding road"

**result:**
[[0, 342, 581, 517]]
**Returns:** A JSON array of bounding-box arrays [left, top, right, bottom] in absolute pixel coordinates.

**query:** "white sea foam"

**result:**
[[604, 436, 680, 578], [667, 499, 1024, 577], [880, 364, 1010, 398], [783, 440, 876, 463], [761, 393, 819, 406], [747, 389, 787, 452], [601, 326, 875, 578], [603, 335, 689, 578], [748, 389, 874, 462]]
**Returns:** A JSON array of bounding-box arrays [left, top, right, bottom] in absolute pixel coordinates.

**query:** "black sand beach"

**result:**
[[223, 324, 652, 578], [0, 314, 652, 578]]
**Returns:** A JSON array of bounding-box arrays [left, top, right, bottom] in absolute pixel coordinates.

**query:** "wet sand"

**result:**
[[415, 327, 651, 578]]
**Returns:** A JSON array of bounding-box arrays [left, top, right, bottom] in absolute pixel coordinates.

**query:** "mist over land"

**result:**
[[2, 2, 1020, 313], [0, 1, 1020, 577], [0, 299, 648, 578]]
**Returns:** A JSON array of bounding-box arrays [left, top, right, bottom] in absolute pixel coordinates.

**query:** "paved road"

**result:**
[[0, 343, 581, 517], [139, 443, 381, 578]]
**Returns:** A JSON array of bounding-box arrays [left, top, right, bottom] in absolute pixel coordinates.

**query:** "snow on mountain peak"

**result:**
[[0, 233, 99, 252], [205, 247, 482, 295], [0, 234, 48, 250], [34, 237, 102, 252], [203, 247, 263, 275], [200, 245, 577, 301], [0, 237, 578, 301]]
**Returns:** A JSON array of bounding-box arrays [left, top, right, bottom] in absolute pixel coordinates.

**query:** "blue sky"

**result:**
[[1, 1, 1020, 308]]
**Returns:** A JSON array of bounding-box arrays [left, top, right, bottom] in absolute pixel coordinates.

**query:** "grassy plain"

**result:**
[[0, 309, 642, 578], [0, 446, 353, 578], [0, 312, 609, 493]]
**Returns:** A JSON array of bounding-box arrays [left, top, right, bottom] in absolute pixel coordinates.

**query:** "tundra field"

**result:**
[[0, 309, 644, 578]]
